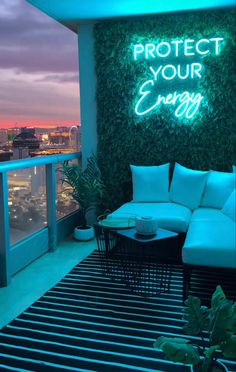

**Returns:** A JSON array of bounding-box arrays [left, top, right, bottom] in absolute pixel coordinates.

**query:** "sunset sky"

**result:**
[[0, 0, 80, 129]]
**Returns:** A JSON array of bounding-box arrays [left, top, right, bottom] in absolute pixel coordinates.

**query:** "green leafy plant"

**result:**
[[154, 286, 236, 372], [62, 155, 106, 227]]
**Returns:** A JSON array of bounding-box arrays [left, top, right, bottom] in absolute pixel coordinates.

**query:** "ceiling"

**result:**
[[26, 0, 235, 32]]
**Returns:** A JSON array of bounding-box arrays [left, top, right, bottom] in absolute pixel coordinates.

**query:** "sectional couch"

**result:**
[[108, 163, 236, 298]]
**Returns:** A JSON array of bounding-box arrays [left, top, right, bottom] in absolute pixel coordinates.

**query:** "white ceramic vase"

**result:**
[[73, 226, 95, 241], [135, 216, 158, 235]]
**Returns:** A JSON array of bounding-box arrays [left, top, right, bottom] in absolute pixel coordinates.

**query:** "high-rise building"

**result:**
[[0, 150, 12, 162], [0, 129, 8, 146], [7, 128, 21, 143], [12, 127, 40, 159], [69, 125, 81, 151], [49, 130, 70, 146]]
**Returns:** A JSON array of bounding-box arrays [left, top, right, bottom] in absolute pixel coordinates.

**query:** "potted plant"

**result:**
[[62, 154, 106, 241], [154, 286, 236, 372]]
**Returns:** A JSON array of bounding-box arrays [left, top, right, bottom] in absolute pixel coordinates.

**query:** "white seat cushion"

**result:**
[[109, 202, 192, 233], [183, 208, 236, 268]]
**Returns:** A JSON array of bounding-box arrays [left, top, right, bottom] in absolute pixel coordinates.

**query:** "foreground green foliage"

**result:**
[[62, 155, 106, 226], [154, 286, 236, 371]]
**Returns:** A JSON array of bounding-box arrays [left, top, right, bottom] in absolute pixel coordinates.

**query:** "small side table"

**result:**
[[94, 218, 135, 281], [116, 228, 179, 297]]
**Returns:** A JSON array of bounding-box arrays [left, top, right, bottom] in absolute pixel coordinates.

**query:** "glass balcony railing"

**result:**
[[0, 152, 81, 287], [9, 166, 47, 245]]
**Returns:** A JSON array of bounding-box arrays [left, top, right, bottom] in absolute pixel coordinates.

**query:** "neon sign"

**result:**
[[134, 37, 224, 119]]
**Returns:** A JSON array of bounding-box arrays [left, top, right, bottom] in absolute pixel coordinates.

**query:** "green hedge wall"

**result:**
[[94, 9, 236, 209]]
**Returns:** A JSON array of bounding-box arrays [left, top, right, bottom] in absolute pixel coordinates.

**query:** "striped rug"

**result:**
[[0, 251, 236, 372]]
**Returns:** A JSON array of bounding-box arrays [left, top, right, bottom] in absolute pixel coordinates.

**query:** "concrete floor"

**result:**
[[0, 236, 96, 329]]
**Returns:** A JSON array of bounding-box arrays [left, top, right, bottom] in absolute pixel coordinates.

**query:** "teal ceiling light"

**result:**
[[26, 0, 235, 31]]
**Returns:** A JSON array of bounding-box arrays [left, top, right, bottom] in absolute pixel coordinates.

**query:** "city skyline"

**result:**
[[0, 0, 80, 129]]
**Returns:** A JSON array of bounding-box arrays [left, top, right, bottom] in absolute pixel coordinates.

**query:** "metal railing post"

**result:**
[[0, 172, 11, 286], [46, 163, 57, 252]]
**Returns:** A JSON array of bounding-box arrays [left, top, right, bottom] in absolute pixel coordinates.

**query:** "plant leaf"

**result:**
[[154, 336, 189, 348], [204, 345, 219, 359], [154, 336, 200, 365], [211, 286, 226, 311], [202, 345, 219, 372], [208, 285, 227, 331], [182, 296, 208, 335], [222, 335, 236, 359], [210, 300, 235, 345], [62, 155, 106, 225]]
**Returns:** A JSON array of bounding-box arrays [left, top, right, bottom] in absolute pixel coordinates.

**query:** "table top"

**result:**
[[116, 227, 178, 243], [97, 217, 135, 229]]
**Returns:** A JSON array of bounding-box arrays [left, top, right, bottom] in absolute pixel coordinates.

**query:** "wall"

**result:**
[[78, 23, 97, 168], [94, 9, 236, 209]]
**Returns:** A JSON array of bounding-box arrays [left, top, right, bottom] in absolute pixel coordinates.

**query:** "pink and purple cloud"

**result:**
[[0, 0, 80, 128]]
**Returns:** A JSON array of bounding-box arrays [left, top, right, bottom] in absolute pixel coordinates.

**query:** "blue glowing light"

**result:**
[[26, 0, 236, 25], [133, 37, 224, 60], [134, 36, 224, 119], [135, 82, 204, 119]]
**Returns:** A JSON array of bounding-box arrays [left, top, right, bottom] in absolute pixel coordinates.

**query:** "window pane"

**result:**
[[8, 166, 47, 245]]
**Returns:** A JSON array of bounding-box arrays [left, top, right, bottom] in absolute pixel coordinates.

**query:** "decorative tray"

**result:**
[[98, 218, 135, 229]]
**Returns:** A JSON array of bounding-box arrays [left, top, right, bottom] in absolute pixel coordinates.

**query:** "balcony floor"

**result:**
[[0, 250, 236, 371], [0, 236, 96, 329]]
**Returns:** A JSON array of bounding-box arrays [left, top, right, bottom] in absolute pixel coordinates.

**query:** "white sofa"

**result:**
[[109, 163, 236, 274]]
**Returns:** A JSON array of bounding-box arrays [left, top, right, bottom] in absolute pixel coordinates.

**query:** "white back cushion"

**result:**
[[200, 170, 235, 209], [169, 163, 208, 210], [130, 164, 169, 202], [222, 189, 236, 222]]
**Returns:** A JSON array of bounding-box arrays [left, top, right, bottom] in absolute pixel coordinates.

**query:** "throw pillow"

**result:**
[[130, 164, 170, 202], [169, 163, 208, 210], [200, 170, 236, 209], [221, 189, 236, 222]]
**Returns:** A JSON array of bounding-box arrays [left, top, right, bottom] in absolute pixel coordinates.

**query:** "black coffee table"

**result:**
[[116, 228, 179, 297]]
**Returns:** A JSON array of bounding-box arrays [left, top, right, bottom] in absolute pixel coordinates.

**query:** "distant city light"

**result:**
[[1, 124, 81, 244]]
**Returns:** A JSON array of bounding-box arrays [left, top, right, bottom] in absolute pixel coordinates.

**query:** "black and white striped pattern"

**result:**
[[0, 251, 236, 371]]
